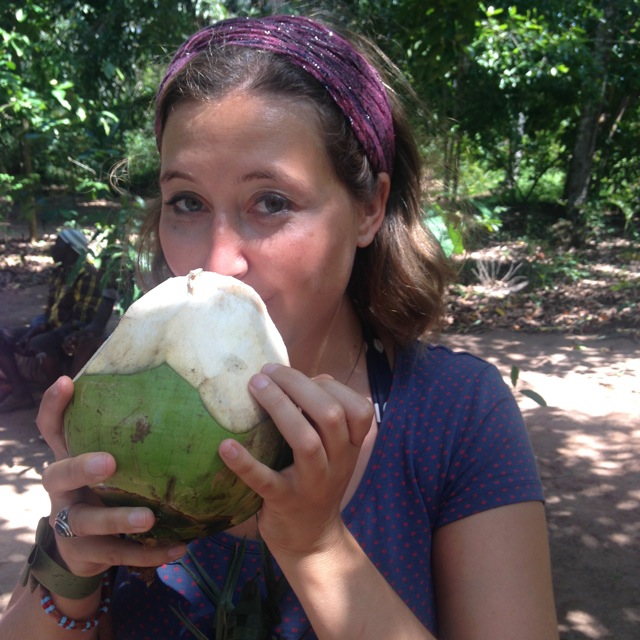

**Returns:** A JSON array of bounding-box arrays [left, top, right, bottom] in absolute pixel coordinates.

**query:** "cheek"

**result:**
[[274, 235, 352, 308], [158, 223, 199, 276]]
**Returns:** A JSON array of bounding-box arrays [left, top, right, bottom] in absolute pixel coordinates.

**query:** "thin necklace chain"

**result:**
[[343, 332, 365, 387]]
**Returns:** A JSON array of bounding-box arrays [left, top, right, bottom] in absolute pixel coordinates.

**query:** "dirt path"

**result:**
[[441, 331, 639, 640], [0, 285, 638, 638]]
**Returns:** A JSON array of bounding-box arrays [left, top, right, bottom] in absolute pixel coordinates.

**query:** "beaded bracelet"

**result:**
[[40, 572, 111, 631]]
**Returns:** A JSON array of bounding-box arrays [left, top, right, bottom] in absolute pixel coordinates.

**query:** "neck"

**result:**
[[288, 295, 363, 384]]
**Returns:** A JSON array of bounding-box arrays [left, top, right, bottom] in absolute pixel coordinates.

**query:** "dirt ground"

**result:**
[[0, 283, 638, 638]]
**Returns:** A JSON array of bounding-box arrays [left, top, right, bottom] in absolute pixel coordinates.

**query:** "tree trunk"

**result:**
[[563, 3, 615, 236], [20, 118, 38, 242], [563, 99, 602, 214], [506, 110, 526, 199], [443, 52, 468, 200]]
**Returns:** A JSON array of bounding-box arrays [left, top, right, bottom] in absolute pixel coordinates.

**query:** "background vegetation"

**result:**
[[1, 0, 639, 332]]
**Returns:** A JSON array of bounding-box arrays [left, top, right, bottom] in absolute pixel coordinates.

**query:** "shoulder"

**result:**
[[394, 340, 505, 393], [387, 340, 522, 437], [386, 342, 544, 525], [73, 262, 101, 287]]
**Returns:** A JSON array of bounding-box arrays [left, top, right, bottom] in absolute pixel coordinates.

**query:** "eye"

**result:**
[[254, 193, 290, 216], [164, 193, 204, 214]]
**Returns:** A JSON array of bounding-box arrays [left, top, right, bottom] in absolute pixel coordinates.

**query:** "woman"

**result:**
[[1, 15, 558, 639]]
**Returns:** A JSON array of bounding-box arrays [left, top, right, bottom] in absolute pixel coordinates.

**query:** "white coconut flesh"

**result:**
[[77, 269, 289, 433]]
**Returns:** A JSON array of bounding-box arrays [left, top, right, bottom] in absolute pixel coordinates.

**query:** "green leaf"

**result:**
[[510, 365, 519, 387], [520, 389, 547, 407], [170, 605, 210, 640], [424, 212, 464, 256], [52, 89, 72, 110], [176, 549, 222, 605], [98, 111, 120, 136], [100, 110, 119, 122], [220, 539, 247, 610], [9, 40, 24, 57]]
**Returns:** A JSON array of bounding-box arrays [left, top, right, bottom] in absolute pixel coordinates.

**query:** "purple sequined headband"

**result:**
[[155, 15, 395, 175]]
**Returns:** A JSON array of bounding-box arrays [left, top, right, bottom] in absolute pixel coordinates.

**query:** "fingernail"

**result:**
[[219, 439, 239, 461], [128, 509, 150, 529], [85, 453, 108, 476], [262, 363, 278, 375], [251, 373, 270, 390], [52, 379, 61, 397]]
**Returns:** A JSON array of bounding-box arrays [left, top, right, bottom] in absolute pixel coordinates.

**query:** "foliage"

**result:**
[[171, 540, 289, 640], [90, 195, 146, 314], [0, 0, 231, 233], [510, 365, 547, 407], [1, 0, 639, 248], [54, 181, 147, 313], [424, 204, 465, 257], [448, 237, 639, 336]]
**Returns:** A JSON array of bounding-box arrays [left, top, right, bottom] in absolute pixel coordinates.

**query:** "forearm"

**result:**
[[88, 296, 117, 333], [1, 514, 115, 640], [277, 525, 435, 640], [2, 581, 104, 640]]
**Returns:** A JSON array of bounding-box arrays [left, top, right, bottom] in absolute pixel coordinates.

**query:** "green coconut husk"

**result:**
[[64, 270, 291, 542]]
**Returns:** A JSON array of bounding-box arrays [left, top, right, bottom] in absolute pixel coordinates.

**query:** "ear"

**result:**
[[356, 172, 390, 248]]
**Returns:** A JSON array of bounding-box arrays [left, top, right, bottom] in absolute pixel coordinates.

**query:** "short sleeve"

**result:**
[[432, 358, 544, 528]]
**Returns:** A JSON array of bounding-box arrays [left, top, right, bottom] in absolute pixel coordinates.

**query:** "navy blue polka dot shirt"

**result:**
[[113, 343, 544, 639]]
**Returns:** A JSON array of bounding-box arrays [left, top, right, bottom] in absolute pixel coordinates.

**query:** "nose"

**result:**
[[202, 222, 248, 279]]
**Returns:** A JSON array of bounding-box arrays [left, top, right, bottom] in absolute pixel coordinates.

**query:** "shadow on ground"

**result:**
[[0, 404, 52, 612], [528, 407, 639, 639]]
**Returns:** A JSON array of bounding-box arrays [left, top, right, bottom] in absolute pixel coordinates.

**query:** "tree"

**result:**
[[563, 0, 640, 237], [2, 0, 639, 244], [0, 2, 83, 239], [0, 0, 232, 238]]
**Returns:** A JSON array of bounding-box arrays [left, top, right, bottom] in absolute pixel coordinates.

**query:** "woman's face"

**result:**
[[158, 92, 384, 365]]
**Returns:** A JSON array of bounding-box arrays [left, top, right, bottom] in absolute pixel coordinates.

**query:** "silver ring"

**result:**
[[54, 505, 78, 538]]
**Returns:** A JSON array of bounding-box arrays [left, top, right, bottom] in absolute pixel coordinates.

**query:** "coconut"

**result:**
[[64, 269, 290, 542]]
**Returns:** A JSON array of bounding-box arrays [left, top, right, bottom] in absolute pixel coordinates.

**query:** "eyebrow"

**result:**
[[159, 169, 192, 184], [240, 169, 307, 192], [161, 167, 303, 188], [240, 170, 280, 183]]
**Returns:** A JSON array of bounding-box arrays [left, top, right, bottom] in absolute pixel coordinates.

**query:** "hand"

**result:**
[[15, 334, 36, 356], [61, 332, 79, 357], [62, 325, 102, 355], [37, 377, 187, 577], [16, 324, 46, 354], [219, 364, 374, 559]]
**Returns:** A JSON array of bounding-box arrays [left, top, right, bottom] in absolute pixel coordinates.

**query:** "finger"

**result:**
[[249, 368, 329, 468], [88, 535, 187, 569], [50, 503, 156, 538], [219, 438, 283, 501], [37, 376, 75, 459], [312, 376, 375, 448], [254, 364, 371, 454], [55, 534, 186, 576], [42, 452, 116, 499]]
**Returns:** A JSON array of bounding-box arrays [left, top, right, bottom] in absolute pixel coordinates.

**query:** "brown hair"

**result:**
[[138, 23, 453, 345]]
